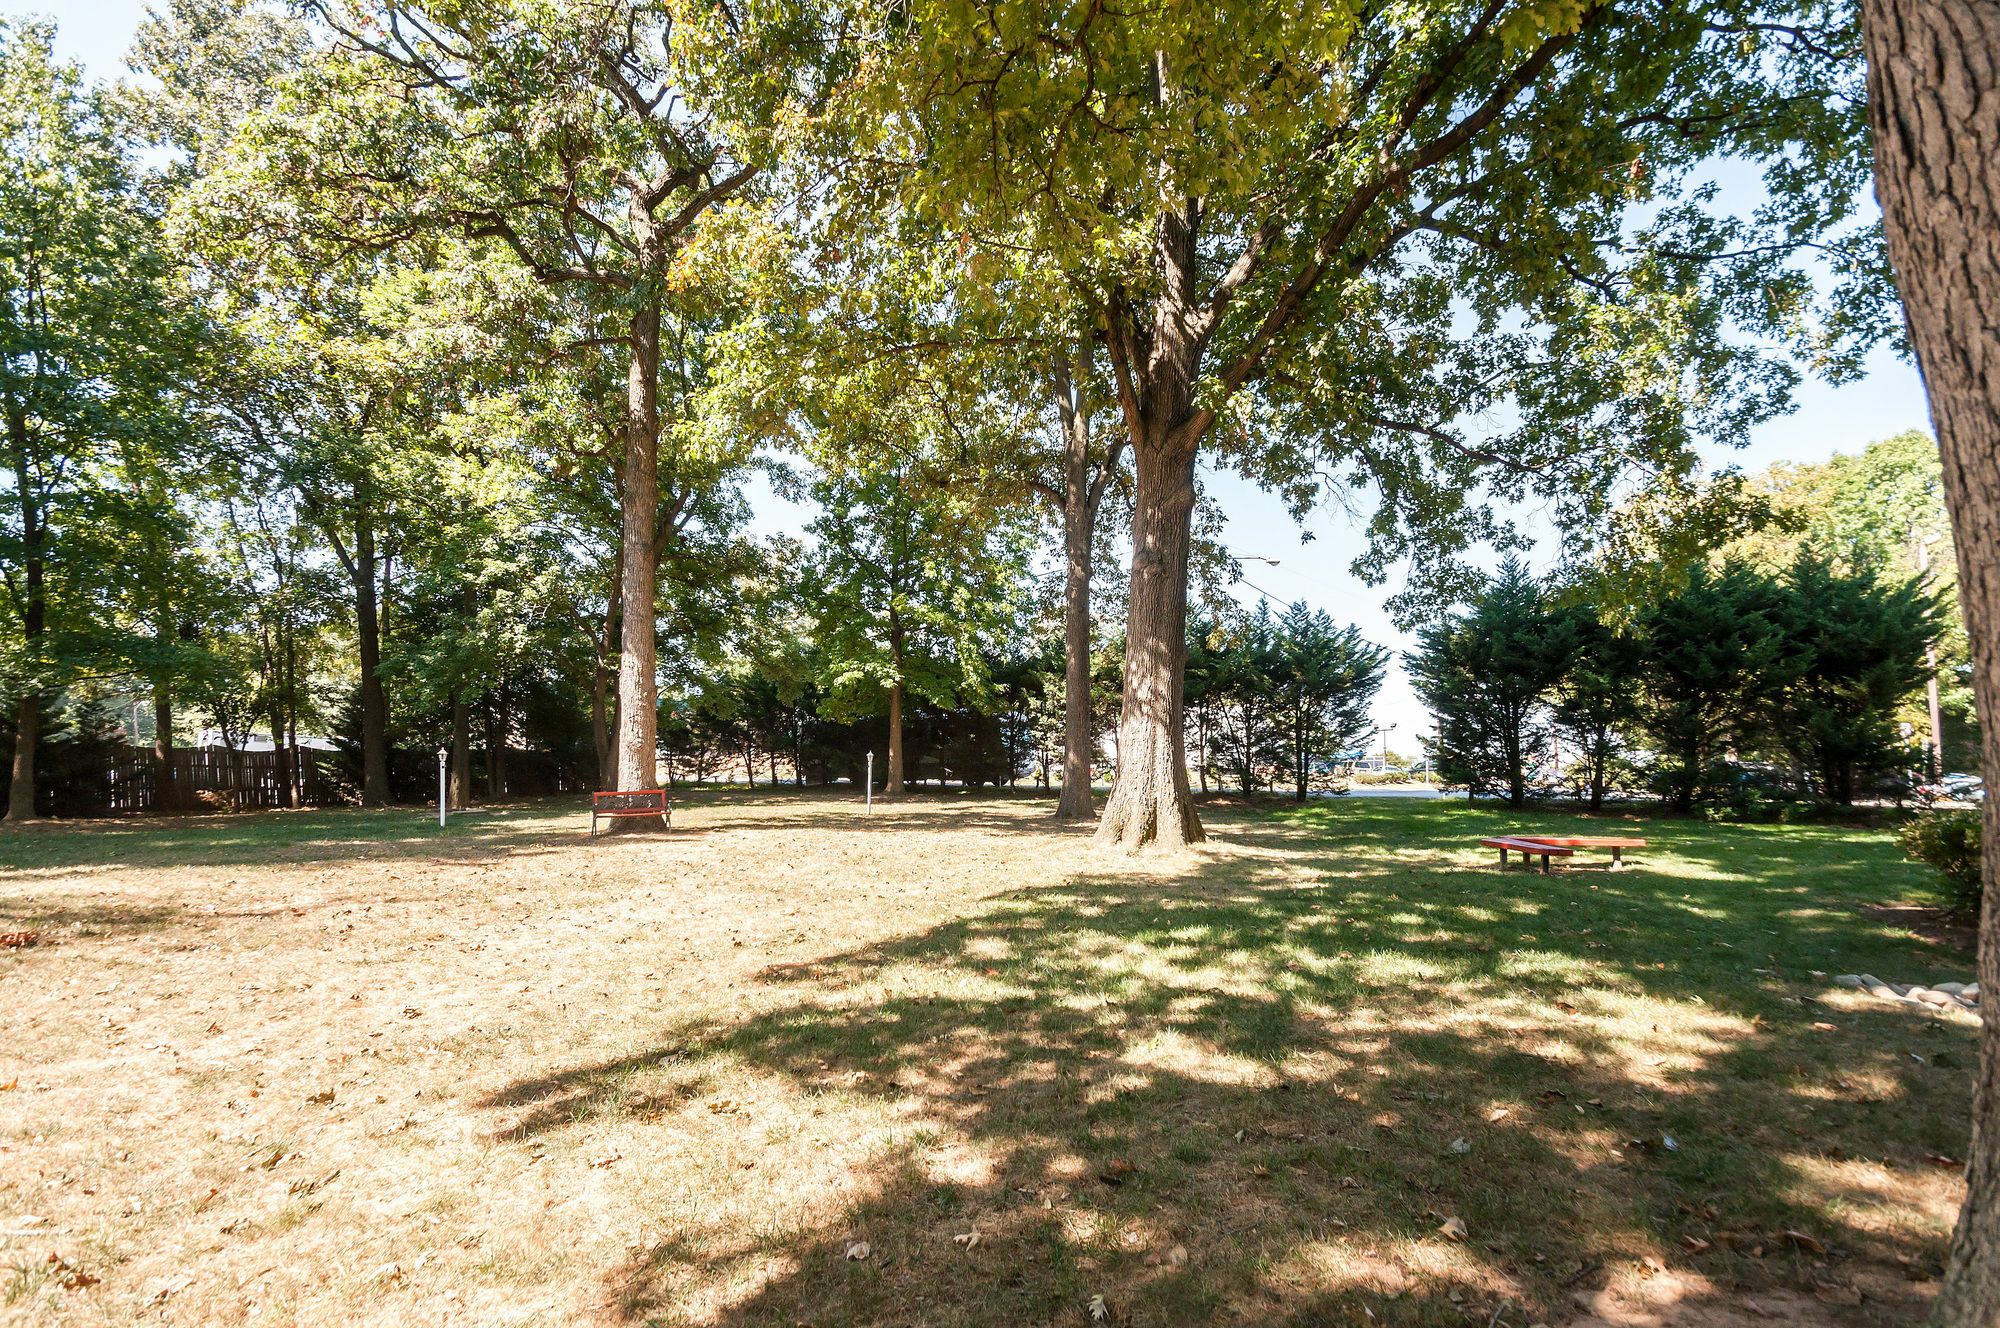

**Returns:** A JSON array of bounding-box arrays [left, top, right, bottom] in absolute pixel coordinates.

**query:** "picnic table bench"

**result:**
[[1481, 834, 1647, 872], [591, 788, 670, 836], [1481, 837, 1574, 873]]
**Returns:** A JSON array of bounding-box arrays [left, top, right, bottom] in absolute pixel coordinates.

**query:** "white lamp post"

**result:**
[[437, 746, 448, 828]]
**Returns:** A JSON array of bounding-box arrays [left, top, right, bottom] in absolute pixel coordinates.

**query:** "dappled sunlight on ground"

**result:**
[[0, 791, 1976, 1326]]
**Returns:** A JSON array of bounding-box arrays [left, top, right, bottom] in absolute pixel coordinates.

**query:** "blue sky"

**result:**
[[19, 0, 1936, 752]]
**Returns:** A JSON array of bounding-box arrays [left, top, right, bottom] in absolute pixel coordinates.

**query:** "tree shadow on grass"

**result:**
[[471, 805, 1965, 1326]]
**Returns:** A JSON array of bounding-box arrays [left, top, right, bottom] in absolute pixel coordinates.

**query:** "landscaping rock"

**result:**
[[1934, 982, 1966, 996], [1917, 990, 1957, 1008], [1834, 975, 1865, 988]]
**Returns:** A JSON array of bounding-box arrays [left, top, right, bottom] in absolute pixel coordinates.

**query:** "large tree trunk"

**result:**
[[352, 494, 390, 807], [6, 406, 43, 823], [593, 543, 622, 789], [153, 678, 176, 814], [1057, 477, 1097, 819], [1095, 433, 1205, 850], [1861, 4, 2000, 1322], [7, 696, 37, 823], [1054, 354, 1101, 821], [610, 297, 666, 828], [886, 680, 905, 795], [450, 690, 470, 810]]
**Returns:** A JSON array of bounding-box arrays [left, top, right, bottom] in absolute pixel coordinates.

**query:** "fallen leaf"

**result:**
[[953, 1230, 982, 1250], [1812, 1022, 1837, 1031], [0, 930, 38, 948], [1088, 1293, 1110, 1321], [1538, 1089, 1566, 1103], [1166, 1244, 1188, 1266], [589, 1150, 622, 1168], [1439, 1215, 1469, 1241], [368, 1261, 400, 1284], [1486, 1107, 1509, 1122], [844, 1241, 870, 1261], [0, 1078, 15, 1092], [149, 1274, 195, 1304], [1679, 1236, 1712, 1254], [1250, 1163, 1272, 1178], [46, 1253, 99, 1290], [1924, 1154, 1964, 1168], [288, 1169, 339, 1197], [1784, 1230, 1827, 1255], [305, 1089, 334, 1105]]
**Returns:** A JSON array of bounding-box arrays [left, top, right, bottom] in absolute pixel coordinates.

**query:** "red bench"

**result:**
[[1509, 835, 1647, 869], [1481, 837, 1575, 874], [590, 789, 670, 836]]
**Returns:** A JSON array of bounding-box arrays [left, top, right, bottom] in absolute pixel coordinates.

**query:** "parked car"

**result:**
[[1918, 773, 1984, 803]]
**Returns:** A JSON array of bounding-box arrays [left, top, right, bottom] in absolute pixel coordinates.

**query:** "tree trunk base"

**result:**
[[598, 813, 669, 835], [1054, 789, 1095, 822], [1094, 727, 1204, 852]]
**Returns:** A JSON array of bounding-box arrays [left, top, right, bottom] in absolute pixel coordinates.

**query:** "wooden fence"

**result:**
[[106, 746, 337, 813]]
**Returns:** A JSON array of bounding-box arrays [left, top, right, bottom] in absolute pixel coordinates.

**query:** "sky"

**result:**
[[16, 0, 1938, 755]]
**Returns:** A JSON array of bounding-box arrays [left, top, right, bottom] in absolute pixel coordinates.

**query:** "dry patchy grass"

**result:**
[[0, 791, 1977, 1328]]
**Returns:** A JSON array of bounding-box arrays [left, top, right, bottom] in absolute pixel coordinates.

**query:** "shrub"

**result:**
[[1898, 809, 1984, 916]]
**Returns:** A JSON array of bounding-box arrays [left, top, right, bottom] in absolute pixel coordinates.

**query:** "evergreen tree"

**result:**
[[1408, 560, 1575, 807], [1767, 553, 1943, 804], [1272, 603, 1388, 802], [1550, 605, 1643, 812], [1634, 562, 1785, 812]]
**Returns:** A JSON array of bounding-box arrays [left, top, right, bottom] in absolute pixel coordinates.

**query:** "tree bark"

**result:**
[[1861, 4, 2000, 1321], [153, 677, 177, 814], [593, 542, 623, 790], [6, 404, 44, 823], [7, 696, 37, 823], [1095, 432, 1205, 850], [450, 690, 470, 810], [610, 293, 666, 829], [351, 490, 390, 807], [886, 679, 906, 795], [1053, 352, 1103, 821]]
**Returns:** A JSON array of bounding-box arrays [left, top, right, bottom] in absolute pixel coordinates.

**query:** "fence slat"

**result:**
[[106, 746, 333, 812]]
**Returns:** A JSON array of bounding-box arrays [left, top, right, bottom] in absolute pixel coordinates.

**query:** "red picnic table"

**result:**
[[1480, 834, 1647, 873]]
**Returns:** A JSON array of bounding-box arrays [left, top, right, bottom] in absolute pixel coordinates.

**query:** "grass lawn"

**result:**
[[0, 792, 1977, 1327]]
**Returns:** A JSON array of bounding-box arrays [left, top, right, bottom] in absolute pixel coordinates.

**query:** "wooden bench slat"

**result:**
[[1510, 836, 1646, 848], [1479, 837, 1574, 854], [591, 789, 670, 836]]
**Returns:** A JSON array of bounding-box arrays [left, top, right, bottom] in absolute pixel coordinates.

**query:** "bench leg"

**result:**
[[1497, 847, 1507, 867], [1611, 846, 1623, 870], [1539, 853, 1551, 875]]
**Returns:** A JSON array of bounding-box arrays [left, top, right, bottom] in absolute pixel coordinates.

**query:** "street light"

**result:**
[[1366, 723, 1397, 776]]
